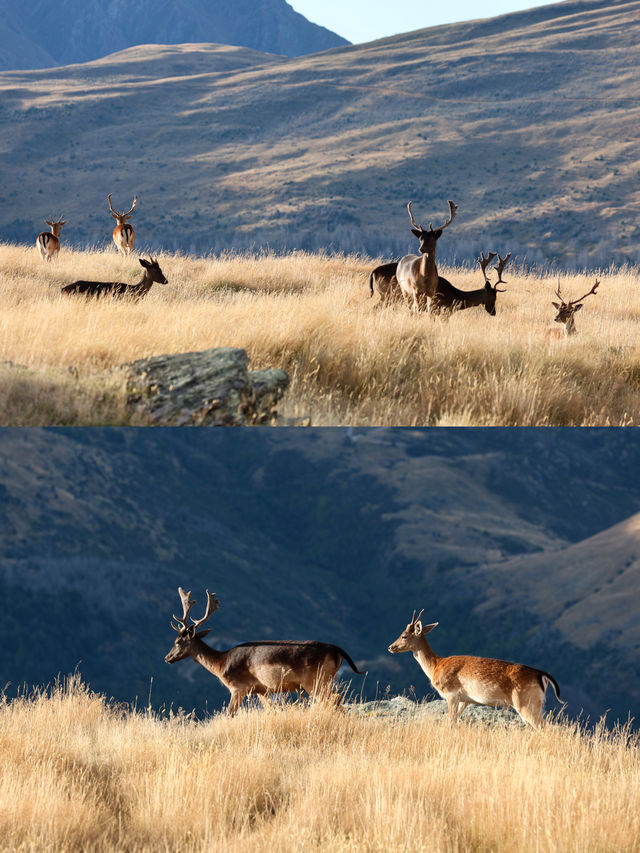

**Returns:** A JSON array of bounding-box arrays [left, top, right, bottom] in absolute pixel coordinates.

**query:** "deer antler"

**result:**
[[172, 586, 196, 631], [191, 590, 220, 630], [478, 251, 498, 280], [410, 608, 425, 626], [429, 199, 458, 233], [107, 194, 137, 220], [494, 252, 511, 290], [407, 201, 422, 230], [567, 278, 600, 307], [123, 196, 138, 218]]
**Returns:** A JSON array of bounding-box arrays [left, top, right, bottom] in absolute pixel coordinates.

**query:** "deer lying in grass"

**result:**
[[397, 200, 458, 312], [430, 252, 511, 316], [546, 278, 600, 338], [61, 256, 167, 300], [165, 588, 365, 715], [36, 216, 65, 261], [388, 611, 562, 728]]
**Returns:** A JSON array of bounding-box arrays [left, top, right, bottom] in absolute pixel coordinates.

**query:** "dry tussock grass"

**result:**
[[2, 243, 640, 425], [1, 676, 638, 852]]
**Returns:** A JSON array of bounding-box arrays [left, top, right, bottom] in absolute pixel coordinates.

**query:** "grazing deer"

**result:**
[[388, 611, 561, 729], [430, 252, 511, 316], [107, 193, 137, 255], [61, 256, 167, 300], [165, 588, 365, 715], [546, 279, 600, 338], [36, 217, 66, 261], [397, 200, 458, 312]]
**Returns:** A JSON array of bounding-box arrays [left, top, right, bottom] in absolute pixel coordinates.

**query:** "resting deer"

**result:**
[[36, 216, 65, 261], [430, 252, 511, 316], [388, 611, 562, 729], [61, 256, 167, 300], [546, 278, 600, 338], [108, 193, 137, 255], [165, 588, 365, 715], [396, 200, 458, 312]]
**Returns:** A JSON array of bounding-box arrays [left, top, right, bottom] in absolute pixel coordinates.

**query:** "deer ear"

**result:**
[[485, 282, 492, 292], [574, 303, 583, 312], [414, 621, 423, 636], [196, 629, 211, 639], [411, 228, 421, 238], [139, 258, 150, 269], [422, 622, 438, 635], [551, 301, 561, 310]]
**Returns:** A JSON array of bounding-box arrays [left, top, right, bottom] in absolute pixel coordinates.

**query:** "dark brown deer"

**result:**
[[397, 200, 458, 312], [165, 588, 365, 715], [369, 200, 457, 308], [108, 193, 137, 255], [61, 256, 167, 300], [36, 216, 66, 261], [430, 252, 511, 316], [389, 611, 562, 728], [547, 278, 600, 338]]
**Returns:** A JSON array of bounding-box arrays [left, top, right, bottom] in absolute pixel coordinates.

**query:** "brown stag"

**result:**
[[36, 216, 66, 261], [61, 256, 167, 300], [389, 611, 562, 728], [430, 251, 511, 316], [546, 278, 600, 338], [165, 588, 365, 715], [107, 193, 137, 255]]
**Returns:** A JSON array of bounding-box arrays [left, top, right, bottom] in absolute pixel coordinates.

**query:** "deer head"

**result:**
[[551, 278, 600, 335], [139, 256, 168, 284], [165, 587, 220, 663], [45, 216, 66, 236], [407, 200, 458, 254], [388, 610, 439, 654]]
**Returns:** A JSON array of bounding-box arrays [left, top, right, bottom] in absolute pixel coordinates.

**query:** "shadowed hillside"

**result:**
[[1, 0, 639, 265], [0, 428, 638, 720], [0, 0, 348, 69]]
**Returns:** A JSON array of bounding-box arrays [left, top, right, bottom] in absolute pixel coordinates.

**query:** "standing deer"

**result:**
[[546, 279, 600, 338], [396, 200, 458, 312], [108, 193, 137, 255], [369, 201, 457, 307], [36, 217, 66, 261], [61, 256, 167, 300], [388, 611, 561, 728], [430, 252, 511, 316], [165, 588, 365, 715]]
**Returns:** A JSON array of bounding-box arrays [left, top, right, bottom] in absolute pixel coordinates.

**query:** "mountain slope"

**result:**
[[0, 0, 348, 69], [1, 0, 638, 265], [0, 428, 639, 720]]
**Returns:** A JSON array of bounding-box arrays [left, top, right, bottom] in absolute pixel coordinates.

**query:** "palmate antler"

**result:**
[[107, 193, 138, 221], [479, 251, 511, 291], [171, 587, 220, 633]]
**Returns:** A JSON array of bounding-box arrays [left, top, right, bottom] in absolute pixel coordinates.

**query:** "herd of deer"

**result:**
[[370, 199, 601, 337], [165, 587, 562, 729], [36, 195, 601, 335]]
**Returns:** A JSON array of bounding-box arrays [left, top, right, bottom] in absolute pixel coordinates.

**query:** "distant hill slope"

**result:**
[[0, 428, 638, 720], [0, 0, 348, 69], [1, 0, 638, 265]]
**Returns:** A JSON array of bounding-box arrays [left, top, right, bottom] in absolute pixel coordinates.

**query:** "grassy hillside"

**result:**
[[2, 244, 640, 426], [1, 678, 638, 852], [1, 0, 640, 264]]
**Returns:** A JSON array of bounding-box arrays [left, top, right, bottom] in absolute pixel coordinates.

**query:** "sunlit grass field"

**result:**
[[2, 243, 640, 425], [0, 677, 638, 852]]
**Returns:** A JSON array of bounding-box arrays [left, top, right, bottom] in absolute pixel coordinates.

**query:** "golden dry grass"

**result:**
[[2, 242, 640, 425], [1, 676, 638, 853]]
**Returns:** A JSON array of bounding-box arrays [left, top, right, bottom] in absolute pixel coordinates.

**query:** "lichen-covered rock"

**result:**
[[122, 347, 289, 426]]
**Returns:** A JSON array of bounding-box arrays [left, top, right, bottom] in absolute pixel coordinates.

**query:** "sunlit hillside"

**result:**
[[1, 678, 638, 852], [1, 0, 640, 264], [2, 243, 640, 426]]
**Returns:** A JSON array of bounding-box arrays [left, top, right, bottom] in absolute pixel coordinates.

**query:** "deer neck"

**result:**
[[564, 316, 577, 335], [419, 251, 439, 297], [190, 637, 224, 677], [132, 271, 153, 295], [412, 636, 440, 680]]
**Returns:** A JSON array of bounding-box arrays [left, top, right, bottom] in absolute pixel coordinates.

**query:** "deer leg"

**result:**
[[227, 689, 248, 716], [446, 697, 461, 722], [512, 691, 543, 729], [457, 701, 469, 718]]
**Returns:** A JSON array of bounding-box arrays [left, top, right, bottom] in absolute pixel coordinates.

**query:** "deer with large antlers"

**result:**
[[547, 278, 600, 338], [388, 611, 562, 728], [430, 252, 511, 316], [61, 256, 168, 300], [36, 216, 66, 261], [165, 588, 365, 715], [108, 193, 137, 255], [396, 200, 458, 312]]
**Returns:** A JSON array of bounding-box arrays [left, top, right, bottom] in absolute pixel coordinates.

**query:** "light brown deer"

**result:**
[[396, 200, 458, 312], [165, 588, 364, 715], [107, 193, 137, 255], [388, 611, 561, 728], [36, 216, 65, 261], [546, 278, 600, 339], [430, 252, 511, 316]]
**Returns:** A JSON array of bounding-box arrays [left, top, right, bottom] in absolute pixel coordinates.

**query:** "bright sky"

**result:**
[[289, 0, 561, 44]]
